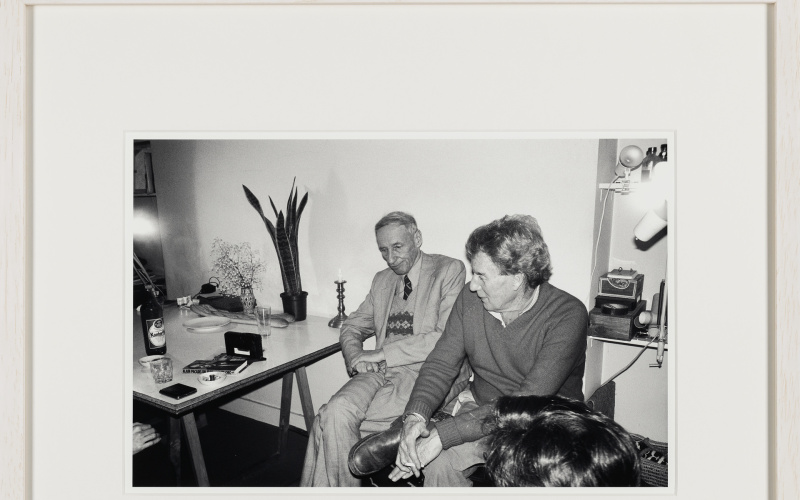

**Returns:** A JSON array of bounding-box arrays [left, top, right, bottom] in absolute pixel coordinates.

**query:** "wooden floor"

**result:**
[[133, 405, 309, 487]]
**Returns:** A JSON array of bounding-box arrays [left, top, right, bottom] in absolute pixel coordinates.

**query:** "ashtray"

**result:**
[[198, 371, 227, 386], [139, 355, 167, 370]]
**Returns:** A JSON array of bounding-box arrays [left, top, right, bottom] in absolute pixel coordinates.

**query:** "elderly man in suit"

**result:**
[[300, 211, 467, 487]]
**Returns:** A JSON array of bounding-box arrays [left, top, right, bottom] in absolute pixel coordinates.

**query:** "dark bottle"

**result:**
[[141, 288, 166, 355]]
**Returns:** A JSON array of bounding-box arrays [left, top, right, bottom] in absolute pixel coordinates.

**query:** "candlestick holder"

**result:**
[[328, 280, 348, 328]]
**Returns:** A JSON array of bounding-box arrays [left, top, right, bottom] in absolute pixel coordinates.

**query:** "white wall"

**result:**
[[599, 342, 669, 442], [150, 138, 601, 428]]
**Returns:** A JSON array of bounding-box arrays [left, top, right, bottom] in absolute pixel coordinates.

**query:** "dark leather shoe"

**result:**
[[348, 420, 436, 477], [348, 425, 403, 477]]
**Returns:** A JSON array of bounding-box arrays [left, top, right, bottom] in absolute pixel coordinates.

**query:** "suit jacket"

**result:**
[[339, 251, 466, 375]]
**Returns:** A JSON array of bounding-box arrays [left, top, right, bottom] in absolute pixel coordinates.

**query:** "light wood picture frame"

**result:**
[[2, 1, 797, 499]]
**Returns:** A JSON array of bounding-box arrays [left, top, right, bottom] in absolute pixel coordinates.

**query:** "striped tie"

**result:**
[[403, 275, 412, 300]]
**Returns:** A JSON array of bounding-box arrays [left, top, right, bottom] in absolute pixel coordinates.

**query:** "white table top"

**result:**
[[132, 304, 342, 415]]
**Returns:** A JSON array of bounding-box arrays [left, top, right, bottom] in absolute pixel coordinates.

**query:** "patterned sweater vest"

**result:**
[[385, 279, 415, 342]]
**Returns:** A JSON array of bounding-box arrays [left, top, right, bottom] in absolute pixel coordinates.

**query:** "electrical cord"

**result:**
[[588, 175, 620, 304], [597, 335, 657, 389]]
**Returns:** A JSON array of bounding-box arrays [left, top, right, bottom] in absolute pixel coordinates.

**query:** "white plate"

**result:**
[[198, 371, 227, 386], [183, 317, 231, 333]]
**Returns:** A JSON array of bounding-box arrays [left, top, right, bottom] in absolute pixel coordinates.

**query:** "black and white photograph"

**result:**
[[7, 2, 788, 500], [130, 136, 673, 488]]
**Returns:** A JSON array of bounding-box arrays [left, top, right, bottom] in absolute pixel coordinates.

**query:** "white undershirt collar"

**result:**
[[489, 285, 541, 328]]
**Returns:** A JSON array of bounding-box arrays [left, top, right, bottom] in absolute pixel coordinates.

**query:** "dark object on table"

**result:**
[[198, 295, 243, 312], [159, 383, 198, 400], [281, 291, 308, 322], [225, 331, 266, 361], [140, 289, 167, 356]]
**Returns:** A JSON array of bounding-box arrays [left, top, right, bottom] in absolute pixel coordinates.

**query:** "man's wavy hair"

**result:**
[[485, 395, 641, 487], [465, 214, 552, 288]]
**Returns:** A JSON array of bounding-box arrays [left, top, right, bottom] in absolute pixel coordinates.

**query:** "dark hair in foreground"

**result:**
[[465, 214, 552, 288], [485, 395, 641, 487]]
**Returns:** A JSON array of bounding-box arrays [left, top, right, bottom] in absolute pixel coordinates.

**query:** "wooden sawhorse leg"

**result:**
[[279, 372, 294, 455], [169, 416, 182, 485], [278, 366, 316, 456], [169, 413, 210, 486], [294, 366, 316, 432], [182, 412, 210, 486]]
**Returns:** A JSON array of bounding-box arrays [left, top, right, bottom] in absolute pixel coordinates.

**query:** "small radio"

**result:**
[[598, 269, 644, 303]]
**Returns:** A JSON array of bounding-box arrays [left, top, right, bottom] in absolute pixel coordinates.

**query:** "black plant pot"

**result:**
[[280, 291, 308, 321]]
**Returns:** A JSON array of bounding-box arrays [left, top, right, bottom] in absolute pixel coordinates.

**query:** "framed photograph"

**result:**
[[2, 1, 798, 500]]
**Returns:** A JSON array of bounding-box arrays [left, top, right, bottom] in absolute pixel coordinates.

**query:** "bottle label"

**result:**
[[146, 318, 166, 348]]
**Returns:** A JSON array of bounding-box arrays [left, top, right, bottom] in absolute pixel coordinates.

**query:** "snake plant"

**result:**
[[242, 178, 308, 296]]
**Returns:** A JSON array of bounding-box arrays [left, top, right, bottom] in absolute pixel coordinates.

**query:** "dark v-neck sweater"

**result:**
[[403, 281, 589, 449]]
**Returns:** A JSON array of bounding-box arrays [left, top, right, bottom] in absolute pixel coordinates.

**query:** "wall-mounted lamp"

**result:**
[[614, 145, 645, 177], [601, 143, 669, 194]]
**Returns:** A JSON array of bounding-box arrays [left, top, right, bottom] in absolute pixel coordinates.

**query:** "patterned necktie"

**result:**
[[403, 275, 413, 300]]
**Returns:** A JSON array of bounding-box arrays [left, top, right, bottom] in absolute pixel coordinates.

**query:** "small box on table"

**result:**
[[589, 300, 646, 341]]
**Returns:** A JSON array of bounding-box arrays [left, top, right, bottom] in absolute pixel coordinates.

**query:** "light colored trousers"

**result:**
[[300, 366, 417, 487]]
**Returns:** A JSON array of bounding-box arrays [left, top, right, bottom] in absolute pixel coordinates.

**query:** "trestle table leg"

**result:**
[[295, 366, 315, 433], [279, 372, 294, 455], [181, 412, 210, 486], [169, 416, 182, 485]]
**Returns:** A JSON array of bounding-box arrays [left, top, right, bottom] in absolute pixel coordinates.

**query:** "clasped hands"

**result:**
[[350, 349, 386, 375], [388, 416, 443, 482]]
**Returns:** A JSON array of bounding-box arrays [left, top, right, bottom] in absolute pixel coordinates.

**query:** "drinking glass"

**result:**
[[256, 306, 271, 338], [150, 357, 173, 384]]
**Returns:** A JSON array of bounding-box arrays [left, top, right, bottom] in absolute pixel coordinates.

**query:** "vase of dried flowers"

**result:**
[[210, 238, 265, 314]]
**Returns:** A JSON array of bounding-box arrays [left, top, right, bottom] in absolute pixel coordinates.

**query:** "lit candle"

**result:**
[[338, 269, 343, 282]]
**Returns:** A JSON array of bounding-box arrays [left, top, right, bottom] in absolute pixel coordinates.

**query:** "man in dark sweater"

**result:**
[[388, 214, 589, 486]]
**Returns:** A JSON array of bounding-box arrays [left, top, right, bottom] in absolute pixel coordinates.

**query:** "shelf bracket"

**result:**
[[599, 179, 637, 194]]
